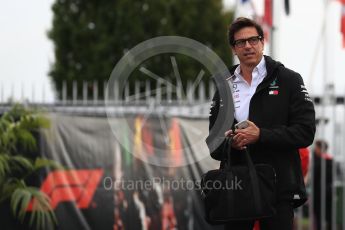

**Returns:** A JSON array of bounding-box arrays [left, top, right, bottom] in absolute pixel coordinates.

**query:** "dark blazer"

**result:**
[[208, 55, 316, 207]]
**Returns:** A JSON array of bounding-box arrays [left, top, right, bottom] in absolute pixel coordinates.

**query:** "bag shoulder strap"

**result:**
[[244, 148, 263, 213], [224, 139, 263, 213]]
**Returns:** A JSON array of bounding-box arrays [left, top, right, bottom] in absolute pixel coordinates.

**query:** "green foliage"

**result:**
[[11, 187, 57, 230], [49, 0, 234, 99], [0, 104, 61, 229]]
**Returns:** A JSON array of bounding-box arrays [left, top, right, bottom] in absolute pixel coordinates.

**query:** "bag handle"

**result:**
[[223, 138, 263, 214], [222, 137, 232, 167]]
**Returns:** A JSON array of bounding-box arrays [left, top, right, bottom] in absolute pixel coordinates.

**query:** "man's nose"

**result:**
[[244, 40, 252, 48]]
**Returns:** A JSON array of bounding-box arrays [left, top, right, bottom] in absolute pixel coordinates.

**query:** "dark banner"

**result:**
[[30, 114, 222, 230]]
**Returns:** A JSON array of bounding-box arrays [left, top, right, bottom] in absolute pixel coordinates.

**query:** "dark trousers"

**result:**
[[224, 201, 294, 230]]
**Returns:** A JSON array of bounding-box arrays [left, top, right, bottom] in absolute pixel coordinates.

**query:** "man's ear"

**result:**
[[261, 40, 265, 52]]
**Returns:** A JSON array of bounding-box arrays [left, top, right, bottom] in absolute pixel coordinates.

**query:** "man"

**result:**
[[299, 148, 310, 181], [312, 140, 333, 230], [208, 17, 316, 230]]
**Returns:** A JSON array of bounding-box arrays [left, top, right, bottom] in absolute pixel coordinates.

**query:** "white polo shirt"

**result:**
[[229, 57, 267, 122]]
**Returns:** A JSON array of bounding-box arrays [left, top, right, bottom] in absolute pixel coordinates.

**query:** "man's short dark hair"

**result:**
[[228, 17, 264, 47]]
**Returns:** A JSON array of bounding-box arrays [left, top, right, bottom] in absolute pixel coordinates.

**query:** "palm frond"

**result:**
[[1, 125, 17, 154], [34, 158, 64, 171], [10, 156, 34, 174], [0, 178, 24, 203], [11, 187, 56, 229], [0, 118, 11, 133], [11, 186, 31, 222], [28, 187, 57, 230], [3, 104, 31, 122], [1, 104, 57, 229], [19, 114, 50, 131], [13, 128, 37, 152], [0, 154, 11, 181]]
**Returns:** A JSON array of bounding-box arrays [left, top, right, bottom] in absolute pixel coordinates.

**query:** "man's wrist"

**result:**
[[254, 128, 260, 143]]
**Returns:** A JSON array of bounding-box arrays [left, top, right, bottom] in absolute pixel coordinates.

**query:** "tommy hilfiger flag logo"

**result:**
[[269, 90, 279, 95]]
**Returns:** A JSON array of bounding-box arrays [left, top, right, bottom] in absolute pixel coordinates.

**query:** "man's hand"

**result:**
[[224, 120, 260, 150]]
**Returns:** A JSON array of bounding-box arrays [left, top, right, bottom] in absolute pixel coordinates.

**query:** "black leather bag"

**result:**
[[201, 137, 277, 225]]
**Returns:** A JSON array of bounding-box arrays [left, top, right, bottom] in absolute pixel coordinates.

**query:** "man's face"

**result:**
[[231, 27, 264, 68], [314, 146, 322, 156]]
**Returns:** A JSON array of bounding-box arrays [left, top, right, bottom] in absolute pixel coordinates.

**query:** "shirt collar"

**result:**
[[231, 56, 266, 82], [255, 56, 266, 77]]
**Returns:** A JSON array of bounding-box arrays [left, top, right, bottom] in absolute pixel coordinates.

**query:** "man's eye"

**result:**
[[236, 40, 245, 45]]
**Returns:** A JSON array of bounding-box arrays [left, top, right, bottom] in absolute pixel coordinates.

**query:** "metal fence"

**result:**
[[0, 80, 216, 117]]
